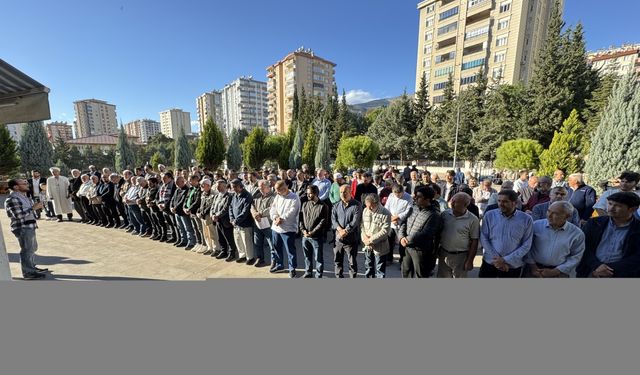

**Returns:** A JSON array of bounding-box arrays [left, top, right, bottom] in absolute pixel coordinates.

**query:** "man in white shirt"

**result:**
[[270, 180, 301, 278], [384, 184, 413, 265]]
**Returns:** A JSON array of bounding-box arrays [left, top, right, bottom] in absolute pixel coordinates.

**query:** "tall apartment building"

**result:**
[[196, 91, 223, 131], [588, 44, 640, 77], [159, 109, 191, 139], [267, 47, 336, 134], [73, 99, 118, 138], [220, 76, 269, 138], [124, 119, 161, 143], [416, 0, 558, 104], [45, 121, 74, 142]]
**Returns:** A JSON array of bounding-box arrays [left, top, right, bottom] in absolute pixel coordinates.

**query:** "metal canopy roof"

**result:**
[[0, 58, 51, 124]]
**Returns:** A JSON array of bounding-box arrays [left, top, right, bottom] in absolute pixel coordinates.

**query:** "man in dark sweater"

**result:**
[[354, 172, 378, 203]]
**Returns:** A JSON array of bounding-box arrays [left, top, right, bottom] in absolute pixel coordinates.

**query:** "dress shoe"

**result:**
[[141, 233, 151, 238], [269, 265, 284, 273], [289, 270, 297, 278], [236, 257, 247, 264], [56, 218, 63, 223], [215, 251, 228, 259], [126, 228, 135, 233], [254, 258, 266, 268], [202, 249, 213, 256], [158, 237, 167, 243], [34, 267, 50, 273], [176, 243, 187, 248], [245, 258, 257, 266], [225, 254, 237, 262], [185, 245, 195, 251], [131, 231, 140, 236], [23, 272, 46, 280], [212, 250, 222, 258]]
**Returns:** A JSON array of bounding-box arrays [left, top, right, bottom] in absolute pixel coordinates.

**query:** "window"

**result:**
[[495, 35, 508, 47], [492, 66, 504, 79], [433, 81, 448, 91], [497, 17, 510, 30], [425, 16, 434, 28], [500, 1, 512, 12], [460, 75, 478, 85], [424, 45, 433, 55], [422, 58, 431, 69], [468, 0, 488, 7], [461, 58, 485, 70], [433, 95, 445, 104], [437, 22, 457, 36], [435, 51, 456, 63], [434, 66, 455, 77], [439, 6, 459, 21], [425, 31, 433, 41], [426, 3, 435, 13], [465, 25, 489, 40], [494, 51, 506, 63]]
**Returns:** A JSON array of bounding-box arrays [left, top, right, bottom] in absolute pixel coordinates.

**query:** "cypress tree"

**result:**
[[174, 127, 193, 169], [19, 121, 54, 174], [292, 87, 300, 123], [413, 71, 431, 128], [315, 120, 331, 171], [241, 127, 268, 170], [0, 124, 21, 177], [196, 116, 225, 169], [585, 73, 640, 188], [583, 73, 617, 152], [288, 123, 304, 169], [53, 134, 71, 167], [539, 109, 585, 176], [226, 129, 243, 170], [301, 124, 317, 169], [115, 125, 136, 172]]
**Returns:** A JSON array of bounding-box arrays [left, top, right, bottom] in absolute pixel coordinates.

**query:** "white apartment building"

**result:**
[[220, 76, 268, 138], [159, 109, 191, 139]]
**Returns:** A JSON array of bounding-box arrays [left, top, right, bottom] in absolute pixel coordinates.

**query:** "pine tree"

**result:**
[[301, 124, 317, 169], [292, 87, 300, 123], [241, 127, 268, 170], [174, 127, 193, 169], [583, 73, 617, 152], [19, 121, 54, 174], [196, 117, 225, 169], [330, 90, 351, 155], [53, 135, 71, 167], [115, 126, 136, 172], [226, 129, 243, 170], [585, 73, 640, 189], [0, 124, 21, 177], [565, 23, 598, 116], [413, 71, 431, 128], [526, 0, 572, 147], [68, 146, 83, 170], [315, 120, 331, 171], [288, 123, 304, 169], [539, 109, 585, 176], [419, 75, 456, 160]]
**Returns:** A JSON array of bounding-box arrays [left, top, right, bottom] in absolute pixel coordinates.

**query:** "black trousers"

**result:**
[[402, 247, 434, 278], [105, 202, 121, 226], [478, 261, 523, 278], [93, 204, 108, 225], [151, 209, 167, 238], [216, 223, 236, 255], [80, 197, 94, 221], [72, 196, 87, 221], [141, 208, 153, 234], [116, 201, 129, 226], [163, 211, 179, 242], [333, 241, 358, 278], [387, 227, 406, 263]]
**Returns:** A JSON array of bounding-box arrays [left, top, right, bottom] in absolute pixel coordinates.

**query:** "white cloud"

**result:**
[[345, 89, 378, 105]]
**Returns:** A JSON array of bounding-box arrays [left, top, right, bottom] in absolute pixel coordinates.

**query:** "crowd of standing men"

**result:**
[[6, 162, 640, 279]]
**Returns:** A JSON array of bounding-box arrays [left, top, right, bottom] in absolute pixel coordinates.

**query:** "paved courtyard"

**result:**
[[1, 201, 483, 280]]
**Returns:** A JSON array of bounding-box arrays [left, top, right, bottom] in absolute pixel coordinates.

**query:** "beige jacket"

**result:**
[[360, 204, 392, 256]]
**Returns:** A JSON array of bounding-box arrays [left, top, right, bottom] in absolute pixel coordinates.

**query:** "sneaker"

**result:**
[[235, 257, 247, 264], [23, 272, 46, 280], [302, 272, 313, 278], [269, 265, 284, 273], [131, 231, 140, 236]]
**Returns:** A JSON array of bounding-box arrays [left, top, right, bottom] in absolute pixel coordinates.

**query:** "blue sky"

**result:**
[[3, 0, 638, 132]]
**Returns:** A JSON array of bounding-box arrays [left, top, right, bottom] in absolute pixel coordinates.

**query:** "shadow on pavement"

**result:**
[[8, 253, 93, 266]]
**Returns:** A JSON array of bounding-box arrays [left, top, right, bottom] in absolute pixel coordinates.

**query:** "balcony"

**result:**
[[463, 41, 487, 56], [466, 8, 491, 25], [437, 36, 457, 50]]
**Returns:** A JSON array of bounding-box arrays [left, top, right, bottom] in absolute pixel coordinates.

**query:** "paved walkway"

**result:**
[[1, 202, 483, 280]]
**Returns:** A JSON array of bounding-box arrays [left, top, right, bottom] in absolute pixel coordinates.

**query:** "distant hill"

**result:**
[[348, 95, 410, 115]]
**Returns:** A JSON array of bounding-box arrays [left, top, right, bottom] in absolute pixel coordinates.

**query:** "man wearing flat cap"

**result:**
[[577, 192, 640, 278]]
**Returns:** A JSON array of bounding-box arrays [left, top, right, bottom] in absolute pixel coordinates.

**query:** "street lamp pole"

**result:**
[[452, 99, 461, 169]]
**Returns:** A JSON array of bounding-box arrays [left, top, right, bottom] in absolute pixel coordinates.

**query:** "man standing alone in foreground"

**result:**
[[5, 179, 47, 279]]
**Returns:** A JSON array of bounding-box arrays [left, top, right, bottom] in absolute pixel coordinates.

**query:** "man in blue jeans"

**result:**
[[269, 180, 301, 278], [300, 185, 328, 278], [5, 179, 48, 279]]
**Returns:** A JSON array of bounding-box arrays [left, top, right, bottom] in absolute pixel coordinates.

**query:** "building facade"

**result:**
[[159, 109, 191, 139], [45, 121, 74, 142], [267, 47, 336, 134], [416, 0, 559, 104], [73, 99, 118, 138], [588, 44, 640, 77], [124, 119, 161, 144], [196, 91, 223, 131], [220, 76, 268, 138], [5, 123, 28, 143]]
